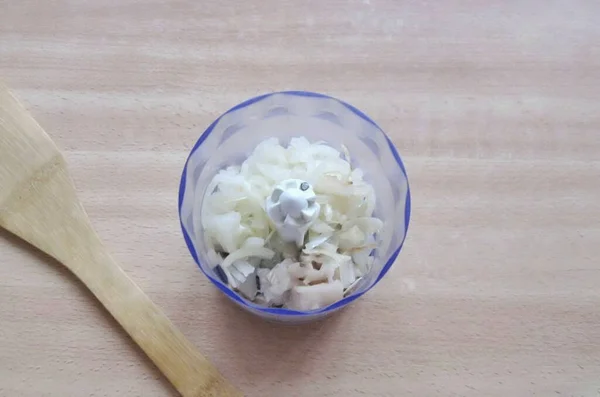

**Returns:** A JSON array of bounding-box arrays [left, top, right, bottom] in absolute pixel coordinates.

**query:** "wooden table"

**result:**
[[1, 1, 599, 396]]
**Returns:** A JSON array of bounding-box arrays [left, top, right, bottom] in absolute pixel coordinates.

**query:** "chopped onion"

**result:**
[[343, 217, 383, 235], [305, 234, 331, 250], [243, 237, 266, 249], [204, 212, 247, 253], [220, 246, 275, 269], [266, 259, 295, 294], [310, 220, 335, 235], [200, 136, 383, 310], [338, 260, 357, 288], [352, 249, 370, 276], [338, 225, 366, 251], [288, 281, 344, 311]]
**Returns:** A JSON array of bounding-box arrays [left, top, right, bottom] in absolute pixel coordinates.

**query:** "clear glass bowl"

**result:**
[[178, 91, 411, 323]]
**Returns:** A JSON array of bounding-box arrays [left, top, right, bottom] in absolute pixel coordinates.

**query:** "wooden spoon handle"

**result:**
[[72, 235, 242, 397], [2, 171, 241, 397]]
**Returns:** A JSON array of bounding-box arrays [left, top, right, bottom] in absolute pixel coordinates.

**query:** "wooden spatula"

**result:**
[[0, 83, 242, 397]]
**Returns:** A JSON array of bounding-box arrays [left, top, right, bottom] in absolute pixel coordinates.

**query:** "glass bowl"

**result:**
[[178, 91, 411, 323]]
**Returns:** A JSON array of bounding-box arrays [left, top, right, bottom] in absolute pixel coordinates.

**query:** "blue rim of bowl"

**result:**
[[178, 90, 411, 316]]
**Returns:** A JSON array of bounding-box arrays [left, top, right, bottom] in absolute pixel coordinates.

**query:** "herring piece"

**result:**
[[267, 259, 296, 293], [237, 269, 259, 300], [266, 179, 320, 247], [253, 294, 268, 306], [288, 281, 344, 311], [247, 256, 262, 267], [213, 264, 228, 284], [225, 266, 243, 289], [259, 259, 297, 306], [301, 242, 351, 266], [232, 260, 255, 277], [256, 268, 270, 293], [290, 260, 337, 286], [226, 260, 257, 289], [304, 262, 337, 285], [288, 262, 308, 279]]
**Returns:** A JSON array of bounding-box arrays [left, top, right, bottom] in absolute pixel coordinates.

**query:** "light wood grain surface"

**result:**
[[1, 1, 599, 396]]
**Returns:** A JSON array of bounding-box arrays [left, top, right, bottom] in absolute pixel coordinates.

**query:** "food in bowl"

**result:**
[[199, 136, 382, 311]]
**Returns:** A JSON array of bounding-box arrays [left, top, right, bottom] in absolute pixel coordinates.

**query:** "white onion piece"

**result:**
[[349, 167, 363, 182], [221, 246, 275, 269], [260, 259, 297, 305], [364, 187, 376, 217], [312, 144, 341, 160], [352, 249, 370, 276], [305, 234, 331, 250], [288, 281, 344, 311], [322, 203, 334, 222], [204, 212, 247, 253], [341, 144, 352, 164], [243, 237, 266, 249], [302, 243, 351, 265], [310, 221, 335, 235], [338, 260, 357, 288], [338, 225, 366, 251], [343, 217, 383, 235], [266, 235, 299, 262]]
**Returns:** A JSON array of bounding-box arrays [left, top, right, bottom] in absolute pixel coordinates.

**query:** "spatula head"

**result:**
[[0, 83, 64, 208], [0, 83, 84, 263]]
